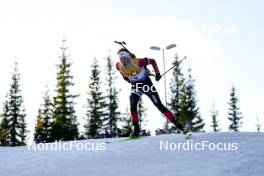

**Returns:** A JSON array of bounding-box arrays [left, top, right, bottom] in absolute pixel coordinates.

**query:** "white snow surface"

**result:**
[[1, 132, 264, 176]]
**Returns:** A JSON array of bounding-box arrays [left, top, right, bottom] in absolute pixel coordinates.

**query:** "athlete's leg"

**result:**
[[144, 88, 186, 131], [129, 91, 142, 137], [140, 82, 174, 120], [130, 92, 141, 121]]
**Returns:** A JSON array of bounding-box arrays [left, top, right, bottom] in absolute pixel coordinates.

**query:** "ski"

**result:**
[[123, 136, 141, 141], [105, 136, 142, 144]]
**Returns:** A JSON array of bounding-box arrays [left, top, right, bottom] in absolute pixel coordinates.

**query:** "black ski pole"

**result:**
[[160, 56, 187, 77], [149, 56, 187, 79]]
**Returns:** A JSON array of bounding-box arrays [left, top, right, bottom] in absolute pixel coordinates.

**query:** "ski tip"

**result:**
[[126, 136, 140, 140]]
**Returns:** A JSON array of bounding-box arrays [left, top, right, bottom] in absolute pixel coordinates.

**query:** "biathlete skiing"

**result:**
[[116, 46, 186, 138]]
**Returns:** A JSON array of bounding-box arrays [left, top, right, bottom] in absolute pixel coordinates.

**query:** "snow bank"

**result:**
[[0, 132, 263, 176]]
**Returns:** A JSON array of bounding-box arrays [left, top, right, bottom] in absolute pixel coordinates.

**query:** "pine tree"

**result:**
[[210, 102, 220, 132], [34, 89, 53, 142], [0, 116, 9, 146], [0, 101, 10, 146], [85, 58, 105, 138], [41, 90, 54, 142], [51, 39, 79, 141], [178, 83, 188, 122], [34, 109, 44, 142], [6, 62, 27, 146], [228, 86, 243, 132], [104, 54, 120, 137], [168, 54, 185, 131], [181, 68, 204, 132]]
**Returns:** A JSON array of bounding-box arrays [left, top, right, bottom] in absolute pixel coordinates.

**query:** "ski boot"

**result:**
[[130, 121, 140, 138], [172, 119, 188, 134]]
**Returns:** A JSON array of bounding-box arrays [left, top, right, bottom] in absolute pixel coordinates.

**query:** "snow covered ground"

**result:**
[[0, 132, 264, 176]]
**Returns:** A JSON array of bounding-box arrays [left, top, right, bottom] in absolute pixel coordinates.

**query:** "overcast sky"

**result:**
[[0, 0, 263, 141]]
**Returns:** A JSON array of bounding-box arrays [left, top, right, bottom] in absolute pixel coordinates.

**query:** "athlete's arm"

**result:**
[[138, 58, 160, 73], [116, 62, 131, 83]]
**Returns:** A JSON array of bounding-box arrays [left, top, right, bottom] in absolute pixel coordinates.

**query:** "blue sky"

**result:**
[[0, 0, 263, 141]]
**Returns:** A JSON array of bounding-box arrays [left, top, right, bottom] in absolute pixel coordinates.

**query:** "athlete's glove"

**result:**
[[155, 72, 161, 81]]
